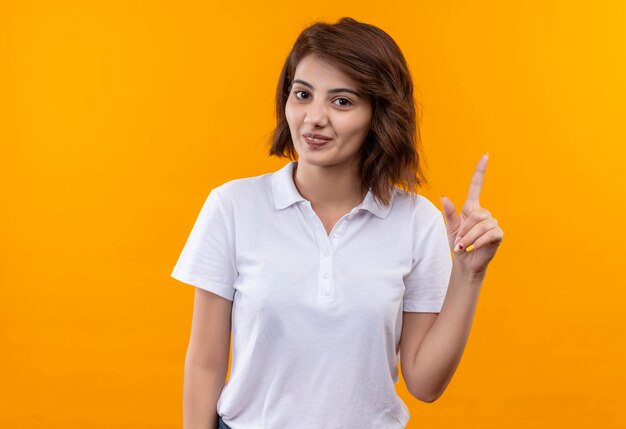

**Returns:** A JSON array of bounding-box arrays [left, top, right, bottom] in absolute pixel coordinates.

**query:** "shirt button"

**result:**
[[333, 231, 341, 237], [323, 250, 330, 257], [323, 272, 330, 279]]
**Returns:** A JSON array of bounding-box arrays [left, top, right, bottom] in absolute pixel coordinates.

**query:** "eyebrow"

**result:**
[[292, 79, 361, 98]]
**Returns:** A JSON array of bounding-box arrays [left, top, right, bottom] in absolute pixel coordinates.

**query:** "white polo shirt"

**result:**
[[171, 161, 452, 429]]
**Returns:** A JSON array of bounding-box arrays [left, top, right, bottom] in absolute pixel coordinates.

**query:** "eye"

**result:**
[[292, 90, 353, 107], [294, 90, 310, 100], [333, 97, 353, 107]]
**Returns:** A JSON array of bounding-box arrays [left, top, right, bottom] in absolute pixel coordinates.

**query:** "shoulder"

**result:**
[[392, 188, 443, 221], [209, 170, 273, 206], [393, 190, 447, 251]]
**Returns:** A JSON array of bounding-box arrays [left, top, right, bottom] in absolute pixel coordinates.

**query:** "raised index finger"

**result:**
[[464, 153, 489, 206]]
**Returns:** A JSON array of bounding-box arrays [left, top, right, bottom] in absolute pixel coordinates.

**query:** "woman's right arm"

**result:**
[[183, 287, 233, 429]]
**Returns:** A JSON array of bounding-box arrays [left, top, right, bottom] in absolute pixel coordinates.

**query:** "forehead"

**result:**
[[293, 55, 357, 86]]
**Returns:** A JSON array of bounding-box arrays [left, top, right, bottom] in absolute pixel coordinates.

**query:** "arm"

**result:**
[[402, 263, 485, 402], [403, 153, 501, 402], [183, 287, 233, 429]]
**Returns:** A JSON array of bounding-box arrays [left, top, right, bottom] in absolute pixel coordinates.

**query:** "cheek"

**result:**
[[284, 103, 300, 128], [338, 114, 371, 138]]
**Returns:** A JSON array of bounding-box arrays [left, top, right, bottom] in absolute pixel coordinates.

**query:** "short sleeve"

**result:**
[[171, 187, 238, 301], [403, 203, 452, 312]]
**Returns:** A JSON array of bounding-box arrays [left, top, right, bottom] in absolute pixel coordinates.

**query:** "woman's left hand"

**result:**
[[440, 153, 504, 276]]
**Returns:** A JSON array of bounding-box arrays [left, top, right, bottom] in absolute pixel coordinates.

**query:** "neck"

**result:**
[[292, 160, 366, 210]]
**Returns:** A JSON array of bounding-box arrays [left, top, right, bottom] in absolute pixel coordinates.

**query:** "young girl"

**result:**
[[172, 17, 503, 429]]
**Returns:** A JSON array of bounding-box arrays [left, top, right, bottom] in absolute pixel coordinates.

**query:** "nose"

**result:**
[[303, 98, 328, 128]]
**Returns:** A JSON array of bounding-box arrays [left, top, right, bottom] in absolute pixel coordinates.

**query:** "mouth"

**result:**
[[303, 134, 332, 146]]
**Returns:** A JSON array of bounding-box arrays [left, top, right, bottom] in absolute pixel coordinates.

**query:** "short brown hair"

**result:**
[[267, 17, 428, 207]]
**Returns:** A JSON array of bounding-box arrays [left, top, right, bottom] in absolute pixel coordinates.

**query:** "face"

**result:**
[[285, 54, 373, 169]]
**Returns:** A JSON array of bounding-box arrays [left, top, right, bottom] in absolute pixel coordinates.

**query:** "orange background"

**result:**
[[1, 1, 625, 427]]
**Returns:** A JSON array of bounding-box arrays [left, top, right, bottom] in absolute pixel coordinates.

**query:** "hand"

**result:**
[[440, 153, 504, 276]]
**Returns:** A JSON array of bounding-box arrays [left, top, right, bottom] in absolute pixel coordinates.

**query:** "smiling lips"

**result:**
[[303, 133, 332, 144]]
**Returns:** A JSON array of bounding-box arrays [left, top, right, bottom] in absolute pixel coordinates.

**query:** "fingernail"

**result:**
[[454, 243, 464, 252], [465, 244, 475, 253]]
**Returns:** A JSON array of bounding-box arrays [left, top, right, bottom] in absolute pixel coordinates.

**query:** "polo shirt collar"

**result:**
[[271, 161, 393, 219]]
